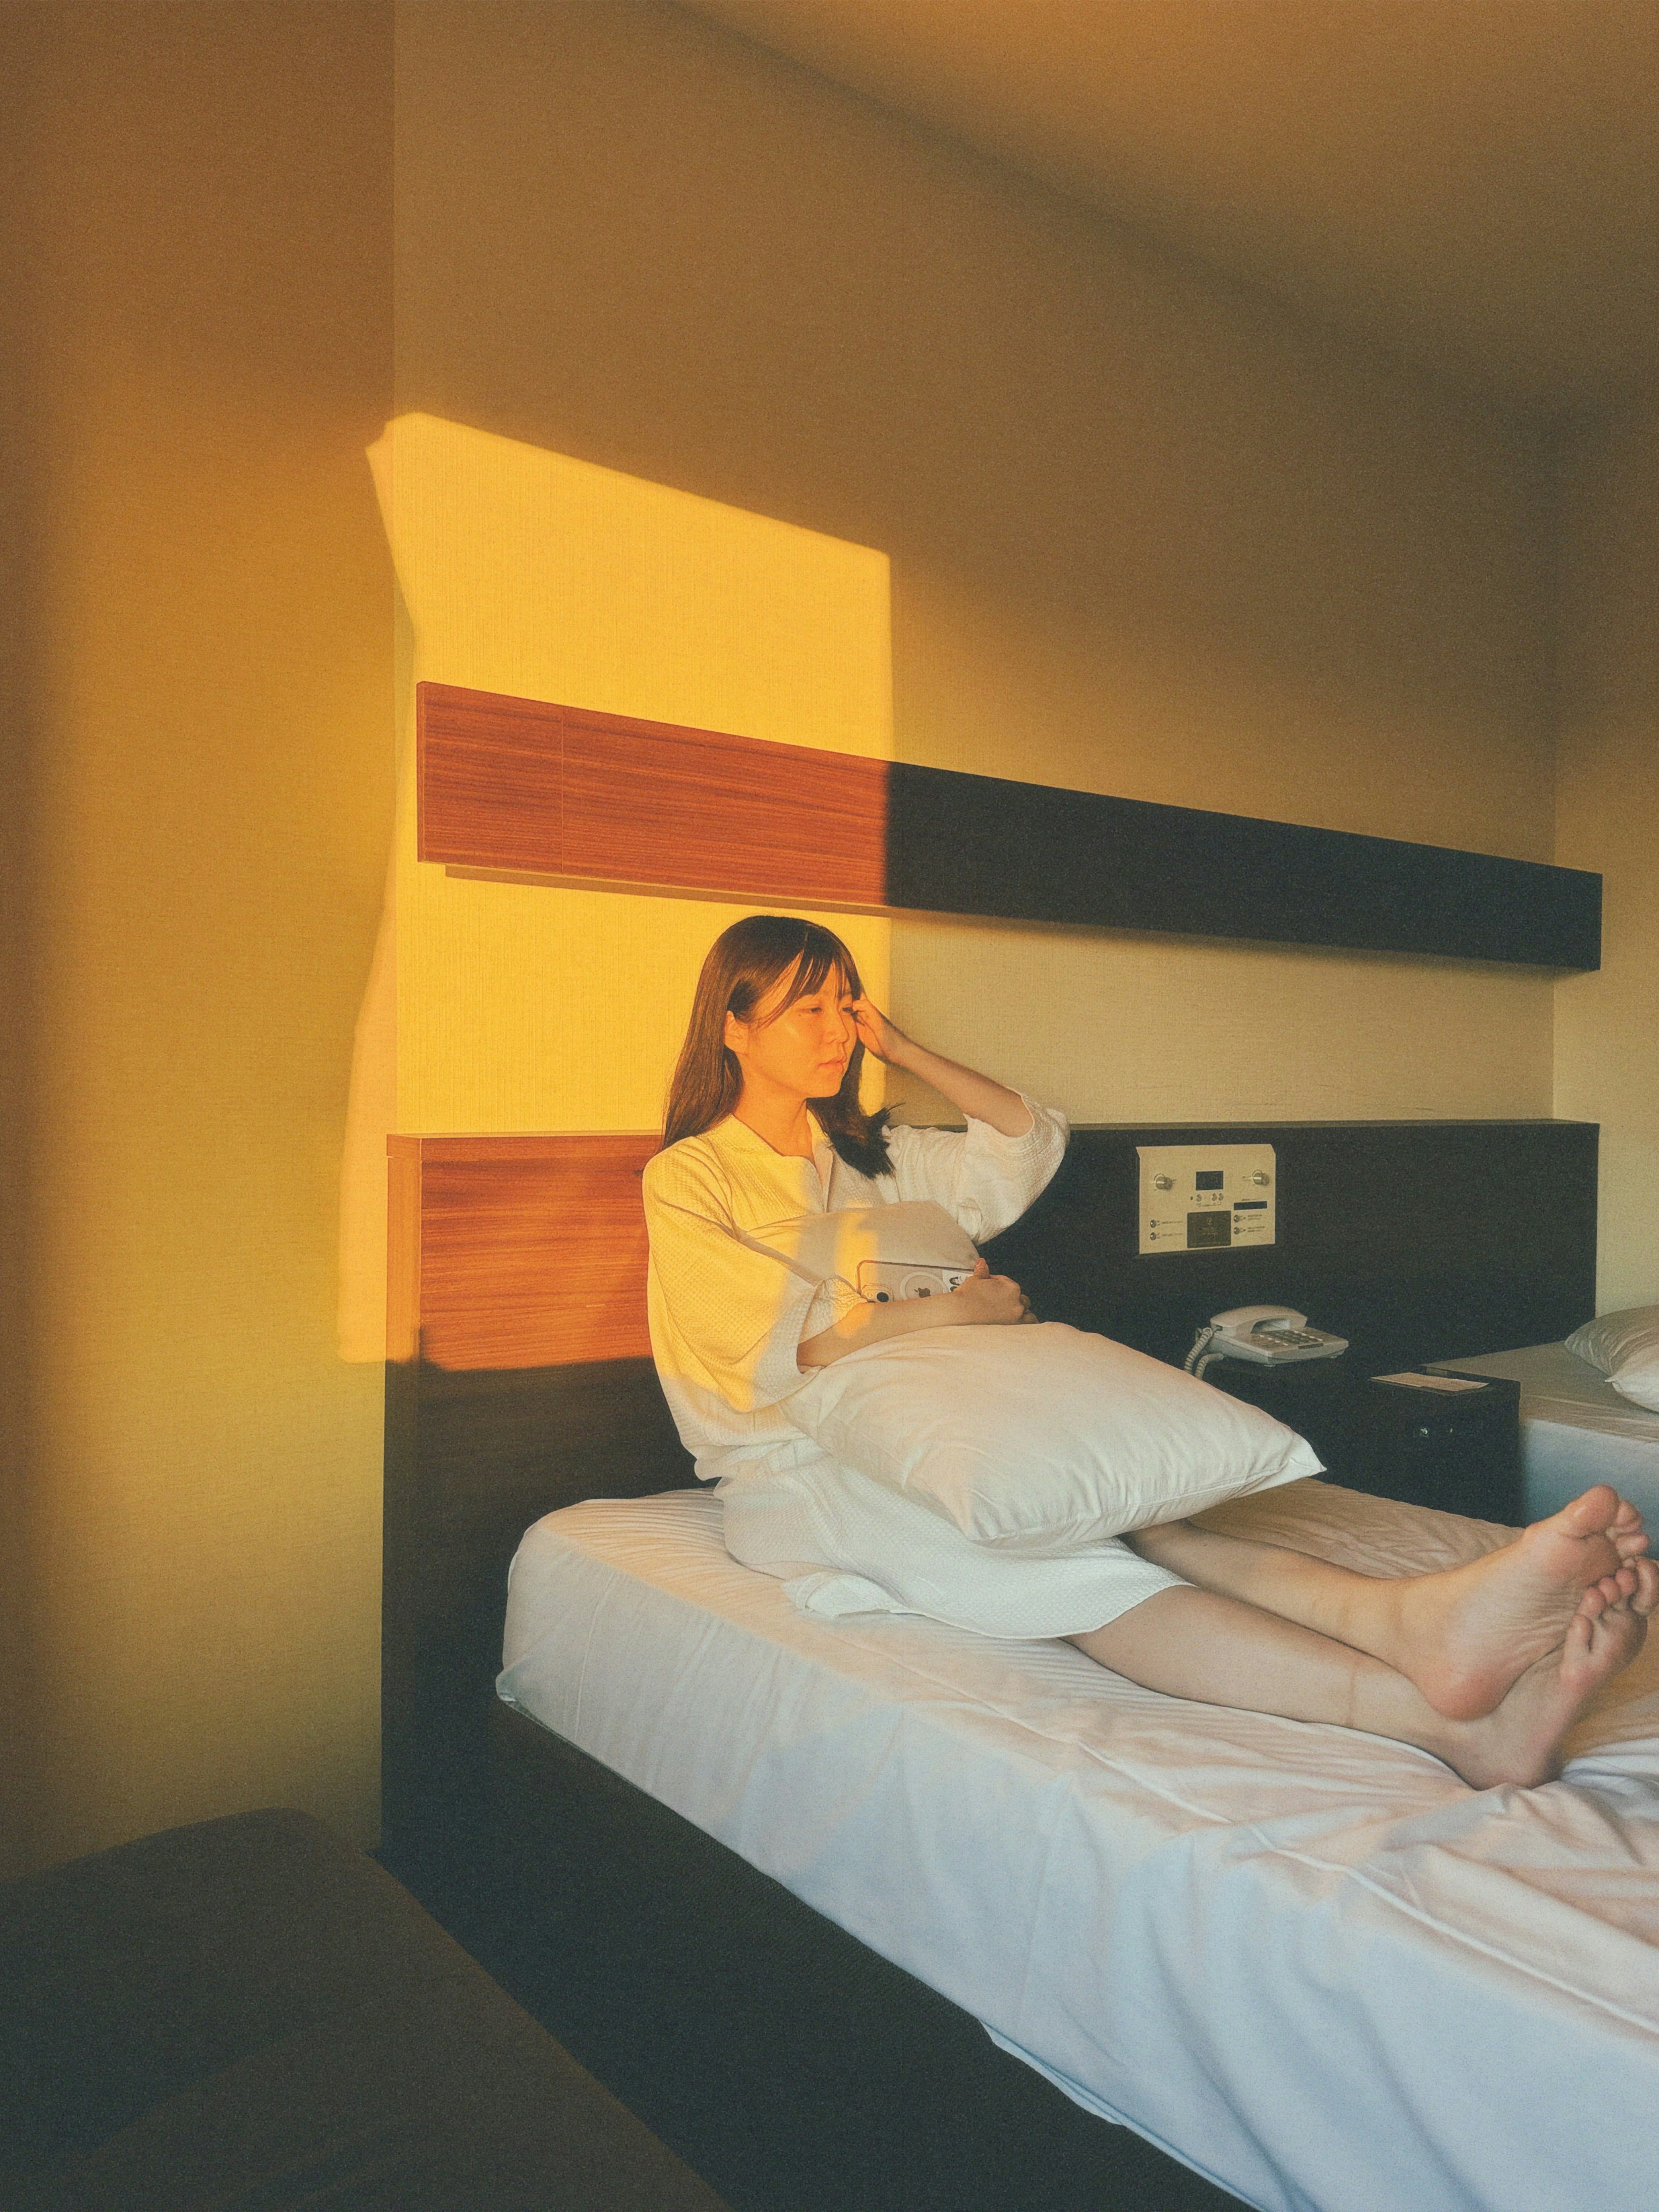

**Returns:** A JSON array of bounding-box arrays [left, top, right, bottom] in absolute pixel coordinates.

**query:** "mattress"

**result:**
[[498, 1481, 1659, 2212], [1432, 1341, 1659, 1522]]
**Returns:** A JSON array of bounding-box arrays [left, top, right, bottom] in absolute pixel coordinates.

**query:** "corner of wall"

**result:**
[[1551, 404, 1659, 1310]]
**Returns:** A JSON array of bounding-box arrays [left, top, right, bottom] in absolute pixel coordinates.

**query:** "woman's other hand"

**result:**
[[946, 1257, 1032, 1325], [798, 1259, 1033, 1368]]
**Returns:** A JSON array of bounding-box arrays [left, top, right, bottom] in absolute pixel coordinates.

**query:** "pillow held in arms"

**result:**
[[1566, 1306, 1659, 1414], [787, 1322, 1323, 1553]]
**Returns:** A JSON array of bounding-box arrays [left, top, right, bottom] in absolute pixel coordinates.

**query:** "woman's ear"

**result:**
[[723, 1009, 748, 1058]]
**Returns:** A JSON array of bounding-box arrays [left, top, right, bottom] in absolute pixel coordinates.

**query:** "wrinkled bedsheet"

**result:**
[[499, 1481, 1659, 2212]]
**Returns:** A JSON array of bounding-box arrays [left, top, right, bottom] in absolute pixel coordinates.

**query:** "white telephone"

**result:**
[[1187, 1306, 1348, 1376]]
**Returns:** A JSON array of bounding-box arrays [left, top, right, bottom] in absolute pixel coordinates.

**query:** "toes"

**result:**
[[1635, 1559, 1659, 1616], [1601, 1566, 1654, 1619], [1560, 1484, 1621, 1535]]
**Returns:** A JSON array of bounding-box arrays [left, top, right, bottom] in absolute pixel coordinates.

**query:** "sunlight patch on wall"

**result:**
[[340, 414, 892, 1357]]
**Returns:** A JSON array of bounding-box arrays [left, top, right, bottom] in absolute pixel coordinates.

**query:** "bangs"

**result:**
[[769, 927, 861, 1017]]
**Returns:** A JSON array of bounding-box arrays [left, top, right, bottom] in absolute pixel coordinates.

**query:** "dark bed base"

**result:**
[[470, 1700, 1245, 2212]]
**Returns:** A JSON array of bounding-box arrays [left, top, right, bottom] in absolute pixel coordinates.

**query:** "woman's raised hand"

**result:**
[[849, 997, 909, 1067], [945, 1258, 1033, 1326], [844, 1001, 1033, 1141]]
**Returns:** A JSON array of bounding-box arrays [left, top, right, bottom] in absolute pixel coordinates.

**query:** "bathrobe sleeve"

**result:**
[[643, 1141, 861, 1414], [882, 1094, 1069, 1243]]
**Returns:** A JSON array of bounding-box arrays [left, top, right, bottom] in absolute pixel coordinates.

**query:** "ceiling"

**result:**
[[678, 0, 1659, 423]]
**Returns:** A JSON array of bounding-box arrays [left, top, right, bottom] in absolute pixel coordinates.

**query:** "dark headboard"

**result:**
[[985, 1121, 1598, 1375], [381, 1118, 1596, 1864]]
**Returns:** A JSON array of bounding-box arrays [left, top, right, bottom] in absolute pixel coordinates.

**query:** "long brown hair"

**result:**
[[663, 915, 892, 1177]]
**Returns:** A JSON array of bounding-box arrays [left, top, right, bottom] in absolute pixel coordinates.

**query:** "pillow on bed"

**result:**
[[1565, 1306, 1659, 1413], [785, 1321, 1322, 1552]]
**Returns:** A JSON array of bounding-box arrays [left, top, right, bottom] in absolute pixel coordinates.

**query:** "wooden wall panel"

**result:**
[[388, 1119, 1600, 1383], [416, 680, 1602, 970], [417, 686, 567, 877], [418, 682, 889, 908], [387, 1133, 659, 1371]]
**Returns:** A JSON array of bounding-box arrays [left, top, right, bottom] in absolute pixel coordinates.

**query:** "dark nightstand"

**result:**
[[1207, 1359, 1524, 1526]]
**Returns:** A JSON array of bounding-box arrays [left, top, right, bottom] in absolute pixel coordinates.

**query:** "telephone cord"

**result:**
[[1185, 1324, 1219, 1381]]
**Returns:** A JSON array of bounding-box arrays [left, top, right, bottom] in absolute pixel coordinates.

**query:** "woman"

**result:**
[[644, 915, 1656, 1788]]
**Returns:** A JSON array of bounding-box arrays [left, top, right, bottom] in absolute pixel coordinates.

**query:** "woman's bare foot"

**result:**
[[1428, 1579, 1654, 1787], [1393, 1485, 1651, 1719]]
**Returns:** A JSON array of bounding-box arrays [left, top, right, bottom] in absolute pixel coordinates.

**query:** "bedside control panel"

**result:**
[[1136, 1142, 1277, 1256]]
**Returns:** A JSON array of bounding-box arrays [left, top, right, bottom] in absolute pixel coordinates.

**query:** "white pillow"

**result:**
[[1565, 1306, 1659, 1414], [786, 1321, 1322, 1553]]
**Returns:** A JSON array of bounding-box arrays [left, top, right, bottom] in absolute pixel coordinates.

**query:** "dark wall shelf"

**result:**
[[888, 763, 1601, 969], [418, 684, 1602, 973]]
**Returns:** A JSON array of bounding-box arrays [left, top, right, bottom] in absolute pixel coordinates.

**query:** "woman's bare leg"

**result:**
[[1069, 1579, 1653, 1788], [1124, 1484, 1654, 1718]]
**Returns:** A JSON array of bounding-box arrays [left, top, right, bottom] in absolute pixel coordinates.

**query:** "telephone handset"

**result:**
[[1187, 1305, 1347, 1377]]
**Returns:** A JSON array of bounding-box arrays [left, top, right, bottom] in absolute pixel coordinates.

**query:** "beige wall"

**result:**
[[2, 3, 393, 1874], [396, 0, 1558, 1132], [1554, 406, 1659, 1313]]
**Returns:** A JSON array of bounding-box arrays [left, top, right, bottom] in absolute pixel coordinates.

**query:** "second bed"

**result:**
[[1434, 1340, 1659, 1521]]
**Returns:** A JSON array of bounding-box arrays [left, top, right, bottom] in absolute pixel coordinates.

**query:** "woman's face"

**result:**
[[725, 960, 858, 1104]]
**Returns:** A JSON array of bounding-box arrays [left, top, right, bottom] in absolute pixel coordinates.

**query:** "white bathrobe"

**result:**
[[643, 1100, 1186, 1637]]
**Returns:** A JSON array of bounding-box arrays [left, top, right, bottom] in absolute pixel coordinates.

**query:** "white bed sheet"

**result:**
[[1433, 1341, 1659, 1523], [498, 1482, 1659, 2212]]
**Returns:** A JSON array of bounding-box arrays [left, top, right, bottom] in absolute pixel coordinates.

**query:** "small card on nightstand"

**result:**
[[1374, 1372, 1490, 1392]]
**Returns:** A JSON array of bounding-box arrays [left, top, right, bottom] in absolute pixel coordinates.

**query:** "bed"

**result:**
[[383, 1114, 1659, 2212], [499, 1481, 1659, 2212], [1432, 1340, 1659, 1524]]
